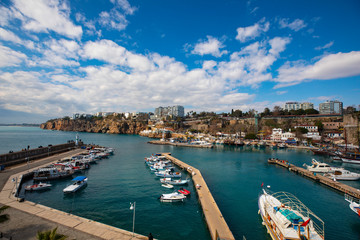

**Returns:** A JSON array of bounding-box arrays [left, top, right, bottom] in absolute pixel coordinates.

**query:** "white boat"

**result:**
[[325, 169, 360, 181], [345, 194, 360, 216], [155, 170, 181, 178], [303, 159, 343, 173], [161, 183, 174, 189], [25, 182, 52, 191], [63, 176, 88, 193], [160, 178, 190, 185], [258, 189, 324, 240], [159, 192, 186, 202], [33, 167, 73, 181]]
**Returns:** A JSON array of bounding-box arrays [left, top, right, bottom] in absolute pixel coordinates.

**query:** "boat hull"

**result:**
[[341, 158, 360, 164]]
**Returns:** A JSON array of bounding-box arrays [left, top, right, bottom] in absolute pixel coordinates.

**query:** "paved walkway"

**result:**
[[0, 149, 148, 240]]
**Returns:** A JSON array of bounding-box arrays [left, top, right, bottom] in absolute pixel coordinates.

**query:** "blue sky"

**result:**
[[0, 0, 360, 123]]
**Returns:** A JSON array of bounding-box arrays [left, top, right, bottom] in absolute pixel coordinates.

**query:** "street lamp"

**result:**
[[130, 202, 136, 236]]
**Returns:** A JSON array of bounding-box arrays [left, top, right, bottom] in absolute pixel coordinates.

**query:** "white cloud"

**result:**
[[99, 0, 136, 31], [236, 18, 270, 43], [12, 0, 82, 39], [279, 18, 307, 32], [0, 44, 27, 67], [191, 36, 228, 57], [275, 51, 360, 88], [0, 27, 35, 49], [315, 41, 334, 51], [276, 91, 287, 95]]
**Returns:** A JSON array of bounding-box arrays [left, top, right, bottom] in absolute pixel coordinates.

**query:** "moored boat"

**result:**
[[159, 192, 186, 202], [161, 183, 174, 189], [258, 189, 324, 240], [178, 188, 190, 196], [160, 178, 190, 185], [33, 167, 73, 181], [303, 159, 343, 173], [325, 169, 360, 181], [345, 194, 360, 217], [63, 176, 88, 193], [25, 182, 52, 191]]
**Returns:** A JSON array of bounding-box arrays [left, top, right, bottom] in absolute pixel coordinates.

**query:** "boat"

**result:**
[[278, 143, 287, 149], [155, 169, 182, 178], [63, 176, 88, 193], [159, 192, 186, 202], [341, 152, 360, 164], [258, 189, 324, 240], [178, 188, 190, 196], [303, 159, 343, 173], [325, 169, 360, 181], [25, 182, 52, 191], [311, 148, 335, 156], [33, 167, 73, 181], [345, 194, 360, 217], [161, 183, 174, 189], [160, 178, 190, 185]]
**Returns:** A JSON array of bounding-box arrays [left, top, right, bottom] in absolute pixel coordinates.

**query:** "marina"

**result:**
[[1, 127, 360, 239], [268, 158, 360, 199]]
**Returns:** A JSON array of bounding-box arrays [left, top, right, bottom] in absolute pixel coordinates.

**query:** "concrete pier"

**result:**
[[268, 158, 360, 200], [161, 153, 235, 240], [0, 148, 147, 240]]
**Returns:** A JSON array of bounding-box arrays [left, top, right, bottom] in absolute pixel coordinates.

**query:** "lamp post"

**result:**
[[130, 202, 136, 236]]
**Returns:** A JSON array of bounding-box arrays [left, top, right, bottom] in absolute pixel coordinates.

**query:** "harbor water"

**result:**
[[1, 126, 360, 240]]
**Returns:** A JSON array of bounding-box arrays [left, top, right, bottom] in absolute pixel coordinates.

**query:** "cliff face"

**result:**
[[40, 118, 147, 134]]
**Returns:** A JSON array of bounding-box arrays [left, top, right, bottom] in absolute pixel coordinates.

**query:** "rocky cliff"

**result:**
[[40, 118, 147, 134]]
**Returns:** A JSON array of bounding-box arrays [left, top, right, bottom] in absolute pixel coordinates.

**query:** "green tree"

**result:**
[[0, 205, 10, 223], [262, 107, 271, 116], [304, 109, 319, 115], [244, 133, 258, 139], [315, 120, 324, 133], [36, 227, 67, 240]]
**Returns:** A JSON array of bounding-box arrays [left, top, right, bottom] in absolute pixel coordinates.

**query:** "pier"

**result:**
[[268, 159, 360, 200], [149, 140, 213, 148], [161, 153, 235, 240], [0, 146, 147, 240]]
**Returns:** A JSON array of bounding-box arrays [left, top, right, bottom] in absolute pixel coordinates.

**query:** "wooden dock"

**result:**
[[161, 153, 235, 240], [268, 159, 360, 200]]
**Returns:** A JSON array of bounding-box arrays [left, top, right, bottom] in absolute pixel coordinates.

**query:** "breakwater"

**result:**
[[0, 142, 78, 167], [268, 158, 360, 200], [149, 140, 213, 148], [161, 153, 235, 240]]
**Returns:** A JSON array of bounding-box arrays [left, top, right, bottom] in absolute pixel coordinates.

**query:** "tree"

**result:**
[[272, 106, 282, 116], [0, 205, 9, 223], [314, 120, 324, 133], [262, 107, 271, 116], [244, 133, 258, 139], [36, 227, 67, 240], [304, 109, 319, 115]]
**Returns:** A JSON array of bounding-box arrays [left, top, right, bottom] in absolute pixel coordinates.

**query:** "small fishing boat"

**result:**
[[159, 192, 186, 202], [178, 188, 190, 196], [325, 169, 360, 181], [161, 183, 174, 189], [25, 182, 52, 191], [258, 189, 324, 240], [303, 159, 343, 173], [155, 170, 182, 178], [160, 178, 190, 185], [345, 194, 360, 216], [63, 176, 88, 193], [33, 167, 73, 181]]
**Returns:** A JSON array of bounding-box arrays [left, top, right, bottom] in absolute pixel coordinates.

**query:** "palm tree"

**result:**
[[36, 227, 67, 240], [0, 205, 10, 223]]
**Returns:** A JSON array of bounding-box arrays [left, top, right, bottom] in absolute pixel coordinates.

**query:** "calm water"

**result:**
[[1, 126, 360, 240]]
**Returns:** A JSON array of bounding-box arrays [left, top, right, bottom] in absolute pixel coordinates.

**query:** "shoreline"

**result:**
[[0, 148, 147, 240], [148, 140, 213, 148]]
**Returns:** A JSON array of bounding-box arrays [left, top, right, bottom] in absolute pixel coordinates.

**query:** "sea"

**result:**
[[1, 126, 360, 240]]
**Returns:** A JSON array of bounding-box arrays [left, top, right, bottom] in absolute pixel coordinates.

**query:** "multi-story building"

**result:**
[[154, 105, 184, 118], [319, 100, 343, 115], [284, 102, 314, 111]]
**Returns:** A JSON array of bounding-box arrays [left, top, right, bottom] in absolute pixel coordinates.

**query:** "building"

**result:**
[[270, 128, 283, 141], [284, 102, 314, 111], [154, 105, 185, 118], [294, 125, 318, 132], [323, 122, 343, 130], [319, 100, 343, 115]]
